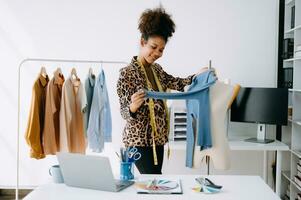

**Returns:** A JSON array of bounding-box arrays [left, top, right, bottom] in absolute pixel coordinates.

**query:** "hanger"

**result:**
[[40, 66, 47, 78], [71, 67, 78, 80], [88, 67, 95, 79], [54, 67, 62, 77], [89, 67, 93, 76], [57, 67, 62, 75]]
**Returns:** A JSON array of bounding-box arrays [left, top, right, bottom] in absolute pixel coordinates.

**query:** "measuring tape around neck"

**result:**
[[138, 61, 170, 165]]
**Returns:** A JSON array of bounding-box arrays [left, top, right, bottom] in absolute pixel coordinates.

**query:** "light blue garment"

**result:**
[[145, 71, 217, 167], [84, 73, 96, 133], [87, 69, 112, 152]]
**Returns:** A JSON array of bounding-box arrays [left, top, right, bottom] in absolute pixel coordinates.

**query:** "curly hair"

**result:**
[[138, 6, 175, 42]]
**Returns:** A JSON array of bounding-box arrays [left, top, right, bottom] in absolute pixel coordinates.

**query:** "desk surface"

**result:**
[[169, 137, 289, 151], [24, 175, 280, 200], [228, 137, 289, 151]]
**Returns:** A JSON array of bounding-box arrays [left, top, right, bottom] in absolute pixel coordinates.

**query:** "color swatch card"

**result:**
[[135, 178, 182, 194]]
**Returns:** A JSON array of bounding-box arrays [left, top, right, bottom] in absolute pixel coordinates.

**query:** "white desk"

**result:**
[[169, 137, 289, 196], [229, 137, 289, 196], [24, 175, 280, 200]]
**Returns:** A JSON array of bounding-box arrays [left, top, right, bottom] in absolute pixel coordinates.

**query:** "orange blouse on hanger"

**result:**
[[24, 74, 49, 159], [43, 72, 65, 155]]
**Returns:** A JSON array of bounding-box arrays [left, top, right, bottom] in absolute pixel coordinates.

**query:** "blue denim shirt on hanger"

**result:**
[[84, 73, 96, 134], [87, 69, 112, 152], [145, 70, 217, 167]]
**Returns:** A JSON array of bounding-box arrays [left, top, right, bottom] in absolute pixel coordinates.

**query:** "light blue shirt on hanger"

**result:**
[[145, 70, 217, 167], [87, 69, 112, 152]]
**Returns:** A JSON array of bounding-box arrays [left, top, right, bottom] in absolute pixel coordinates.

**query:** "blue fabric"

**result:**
[[87, 69, 112, 152], [145, 71, 216, 167], [84, 74, 95, 133]]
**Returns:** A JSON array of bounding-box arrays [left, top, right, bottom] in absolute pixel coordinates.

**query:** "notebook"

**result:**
[[135, 178, 183, 194]]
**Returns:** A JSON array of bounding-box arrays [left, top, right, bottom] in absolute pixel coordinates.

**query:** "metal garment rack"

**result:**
[[16, 58, 128, 200]]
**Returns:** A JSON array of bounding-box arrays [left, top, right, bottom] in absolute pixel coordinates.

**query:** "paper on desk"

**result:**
[[135, 178, 182, 194]]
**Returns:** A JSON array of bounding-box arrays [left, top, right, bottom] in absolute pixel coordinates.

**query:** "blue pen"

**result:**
[[125, 148, 127, 162]]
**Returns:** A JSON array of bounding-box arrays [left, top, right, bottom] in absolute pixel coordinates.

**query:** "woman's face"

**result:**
[[140, 36, 166, 64]]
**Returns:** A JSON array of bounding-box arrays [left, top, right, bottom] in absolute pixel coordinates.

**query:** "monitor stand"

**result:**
[[244, 124, 274, 144]]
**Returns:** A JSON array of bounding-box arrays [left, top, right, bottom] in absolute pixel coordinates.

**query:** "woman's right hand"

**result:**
[[129, 90, 146, 113]]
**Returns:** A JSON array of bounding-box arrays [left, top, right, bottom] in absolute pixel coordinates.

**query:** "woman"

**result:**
[[117, 6, 209, 174]]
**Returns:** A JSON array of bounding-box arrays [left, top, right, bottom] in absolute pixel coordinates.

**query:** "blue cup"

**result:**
[[49, 165, 64, 183], [120, 162, 134, 180]]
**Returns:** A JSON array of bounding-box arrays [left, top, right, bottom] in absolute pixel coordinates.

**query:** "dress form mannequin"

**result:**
[[193, 81, 240, 170]]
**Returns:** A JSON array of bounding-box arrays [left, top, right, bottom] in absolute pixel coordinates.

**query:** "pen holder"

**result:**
[[120, 162, 134, 180]]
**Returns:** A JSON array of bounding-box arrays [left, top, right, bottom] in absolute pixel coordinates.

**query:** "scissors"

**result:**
[[127, 147, 141, 162]]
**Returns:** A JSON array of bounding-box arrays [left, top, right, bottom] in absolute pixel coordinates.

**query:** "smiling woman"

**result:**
[[0, 0, 281, 195], [116, 6, 210, 174]]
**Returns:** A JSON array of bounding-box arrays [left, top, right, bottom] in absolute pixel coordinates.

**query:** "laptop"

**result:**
[[56, 152, 134, 192]]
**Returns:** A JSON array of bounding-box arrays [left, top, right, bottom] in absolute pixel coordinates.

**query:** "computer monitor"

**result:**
[[230, 87, 288, 143]]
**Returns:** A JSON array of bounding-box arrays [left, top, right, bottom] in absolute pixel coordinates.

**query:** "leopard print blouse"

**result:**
[[116, 56, 193, 147]]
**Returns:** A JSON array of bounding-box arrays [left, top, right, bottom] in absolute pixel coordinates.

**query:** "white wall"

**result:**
[[0, 0, 279, 187]]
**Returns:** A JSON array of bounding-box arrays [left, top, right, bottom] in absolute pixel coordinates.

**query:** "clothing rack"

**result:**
[[16, 58, 128, 200]]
